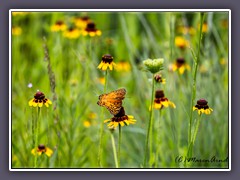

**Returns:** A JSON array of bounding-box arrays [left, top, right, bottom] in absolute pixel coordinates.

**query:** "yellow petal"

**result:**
[[161, 101, 169, 107], [97, 62, 103, 69], [109, 63, 113, 71], [28, 99, 34, 106], [47, 99, 52, 104], [124, 120, 130, 125], [120, 121, 125, 127], [45, 148, 53, 157], [104, 119, 111, 123], [127, 115, 134, 119], [38, 102, 43, 107], [31, 148, 36, 156], [102, 64, 108, 71], [33, 102, 38, 107], [179, 66, 185, 74], [172, 64, 177, 71], [114, 122, 119, 128]]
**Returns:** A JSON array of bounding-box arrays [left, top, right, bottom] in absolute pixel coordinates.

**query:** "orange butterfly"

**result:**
[[97, 88, 126, 115]]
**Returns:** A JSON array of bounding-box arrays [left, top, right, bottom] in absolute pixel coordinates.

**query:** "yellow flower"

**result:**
[[154, 74, 166, 84], [220, 58, 227, 66], [150, 90, 176, 110], [31, 144, 53, 157], [175, 36, 189, 49], [83, 120, 91, 128], [12, 12, 28, 16], [201, 23, 208, 33], [115, 61, 131, 72], [12, 26, 22, 36], [82, 22, 102, 37], [193, 99, 213, 115], [177, 26, 196, 36], [28, 91, 52, 108], [98, 77, 106, 85], [50, 20, 67, 32], [97, 54, 117, 71], [104, 107, 136, 129], [63, 27, 81, 39], [70, 79, 78, 86], [73, 16, 91, 29], [172, 58, 190, 74]]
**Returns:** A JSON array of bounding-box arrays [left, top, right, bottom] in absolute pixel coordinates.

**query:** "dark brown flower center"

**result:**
[[85, 22, 97, 32], [155, 90, 165, 98], [38, 144, 46, 150], [68, 27, 76, 32], [111, 107, 129, 122], [154, 74, 163, 82], [56, 20, 64, 26], [102, 54, 113, 64], [195, 98, 209, 109], [81, 16, 90, 21], [197, 99, 208, 106], [34, 91, 45, 100], [154, 97, 168, 104], [176, 58, 185, 67]]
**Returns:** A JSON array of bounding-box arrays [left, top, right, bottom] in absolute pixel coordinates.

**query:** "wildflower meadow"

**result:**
[[11, 10, 229, 169]]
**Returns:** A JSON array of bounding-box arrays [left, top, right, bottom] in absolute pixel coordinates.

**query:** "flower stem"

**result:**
[[31, 108, 35, 148], [110, 131, 118, 168], [97, 69, 108, 167], [188, 12, 205, 155], [143, 73, 155, 167], [155, 110, 162, 168], [192, 114, 202, 145], [186, 114, 202, 167], [118, 125, 122, 167], [34, 107, 40, 168]]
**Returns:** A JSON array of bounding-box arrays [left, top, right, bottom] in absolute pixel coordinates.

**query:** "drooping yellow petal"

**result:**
[[161, 101, 169, 107], [28, 99, 34, 106], [104, 119, 111, 123], [109, 63, 113, 71], [120, 121, 125, 127], [179, 66, 185, 74], [45, 148, 53, 157]]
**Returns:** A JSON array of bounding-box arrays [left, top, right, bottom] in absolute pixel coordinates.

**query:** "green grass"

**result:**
[[11, 11, 229, 169]]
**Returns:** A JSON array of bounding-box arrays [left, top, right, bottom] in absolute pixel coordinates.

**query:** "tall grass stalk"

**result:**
[[188, 13, 205, 156], [97, 70, 108, 167], [143, 73, 155, 167]]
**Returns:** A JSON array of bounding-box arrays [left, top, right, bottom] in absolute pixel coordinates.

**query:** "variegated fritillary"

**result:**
[[97, 88, 126, 115]]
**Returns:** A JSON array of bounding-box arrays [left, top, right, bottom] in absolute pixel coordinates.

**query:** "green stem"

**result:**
[[143, 73, 155, 167], [32, 108, 35, 148], [186, 114, 202, 166], [192, 114, 202, 145], [110, 131, 118, 168], [118, 125, 122, 168], [34, 107, 40, 168], [155, 110, 162, 168], [97, 69, 108, 167], [188, 12, 205, 151]]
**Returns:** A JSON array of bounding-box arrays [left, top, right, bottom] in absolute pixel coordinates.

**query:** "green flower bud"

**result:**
[[143, 58, 164, 74]]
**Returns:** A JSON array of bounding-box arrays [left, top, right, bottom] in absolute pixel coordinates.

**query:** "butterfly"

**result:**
[[97, 88, 126, 115]]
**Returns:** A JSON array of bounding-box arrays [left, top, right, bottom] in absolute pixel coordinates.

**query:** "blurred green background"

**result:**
[[11, 11, 229, 168]]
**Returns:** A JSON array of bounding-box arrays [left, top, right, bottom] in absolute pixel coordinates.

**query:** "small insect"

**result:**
[[97, 88, 126, 115]]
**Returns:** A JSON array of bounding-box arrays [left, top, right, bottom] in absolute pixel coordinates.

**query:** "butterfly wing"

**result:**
[[97, 88, 126, 115]]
